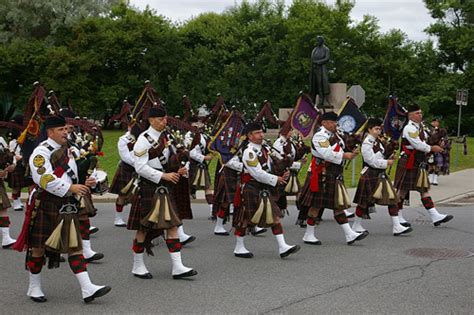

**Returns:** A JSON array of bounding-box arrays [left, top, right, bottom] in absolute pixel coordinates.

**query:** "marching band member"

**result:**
[[352, 118, 412, 235], [232, 122, 300, 259], [394, 105, 453, 227], [128, 106, 197, 280], [297, 112, 367, 245]]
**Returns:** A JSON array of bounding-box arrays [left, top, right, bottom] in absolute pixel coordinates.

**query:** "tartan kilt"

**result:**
[[189, 160, 211, 191], [29, 193, 81, 250], [232, 181, 281, 229], [0, 179, 11, 210], [7, 162, 33, 188], [394, 153, 429, 194], [213, 167, 239, 209], [302, 164, 348, 210], [109, 162, 135, 195], [127, 178, 181, 231], [170, 176, 193, 220], [353, 168, 398, 208], [298, 171, 314, 208]]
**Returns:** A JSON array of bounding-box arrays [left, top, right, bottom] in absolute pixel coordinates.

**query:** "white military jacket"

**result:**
[[117, 131, 136, 166], [133, 126, 170, 184], [402, 120, 431, 153], [311, 126, 344, 165], [361, 134, 387, 169], [29, 138, 78, 197], [242, 142, 278, 187]]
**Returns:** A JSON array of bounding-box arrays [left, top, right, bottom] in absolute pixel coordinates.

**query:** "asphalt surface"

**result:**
[[1, 202, 472, 314]]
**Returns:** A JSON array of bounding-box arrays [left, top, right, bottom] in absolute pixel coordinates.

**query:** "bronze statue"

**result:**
[[310, 36, 330, 106]]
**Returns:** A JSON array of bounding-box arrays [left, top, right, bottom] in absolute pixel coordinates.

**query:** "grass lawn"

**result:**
[[97, 131, 473, 188]]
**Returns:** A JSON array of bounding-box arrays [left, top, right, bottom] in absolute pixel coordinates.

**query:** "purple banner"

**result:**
[[290, 94, 319, 139]]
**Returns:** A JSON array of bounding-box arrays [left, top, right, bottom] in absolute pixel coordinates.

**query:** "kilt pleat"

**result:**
[[394, 153, 428, 193], [353, 168, 399, 208], [109, 162, 135, 195], [29, 193, 81, 249], [232, 181, 281, 229], [7, 162, 33, 188], [127, 178, 181, 231]]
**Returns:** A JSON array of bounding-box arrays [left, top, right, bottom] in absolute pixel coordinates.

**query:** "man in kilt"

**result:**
[[128, 106, 197, 280], [0, 136, 16, 248], [20, 115, 111, 303], [109, 126, 137, 227], [61, 109, 104, 263], [297, 112, 367, 245], [394, 105, 453, 227], [427, 118, 448, 186], [232, 122, 300, 259], [8, 115, 33, 211], [212, 155, 243, 235], [272, 127, 307, 217], [352, 118, 412, 236]]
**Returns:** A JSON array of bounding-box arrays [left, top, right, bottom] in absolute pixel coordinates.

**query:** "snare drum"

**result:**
[[92, 169, 109, 195]]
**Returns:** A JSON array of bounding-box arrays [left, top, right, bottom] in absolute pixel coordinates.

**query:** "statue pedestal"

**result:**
[[316, 83, 347, 112], [327, 83, 347, 112]]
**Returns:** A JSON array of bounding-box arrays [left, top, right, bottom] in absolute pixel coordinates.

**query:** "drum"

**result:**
[[91, 169, 109, 195]]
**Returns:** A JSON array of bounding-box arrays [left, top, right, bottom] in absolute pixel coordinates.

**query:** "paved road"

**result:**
[[1, 203, 472, 314]]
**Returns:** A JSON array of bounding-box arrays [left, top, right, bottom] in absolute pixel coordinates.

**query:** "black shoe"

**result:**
[[299, 223, 307, 228], [181, 236, 196, 246], [394, 227, 413, 236], [347, 231, 368, 245], [59, 256, 66, 262], [85, 253, 104, 263], [14, 207, 23, 212], [214, 232, 229, 236], [346, 213, 355, 219], [280, 245, 301, 258], [400, 222, 412, 228], [30, 296, 47, 303], [2, 242, 15, 249], [83, 286, 112, 303], [234, 252, 254, 258], [133, 273, 153, 279], [434, 214, 453, 227], [114, 223, 126, 227], [172, 269, 197, 279], [89, 227, 99, 234], [251, 228, 267, 236], [304, 240, 322, 245]]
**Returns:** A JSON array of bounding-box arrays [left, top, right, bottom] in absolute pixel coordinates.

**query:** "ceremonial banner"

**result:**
[[337, 97, 367, 134], [290, 94, 319, 139], [208, 111, 245, 164], [383, 96, 407, 141]]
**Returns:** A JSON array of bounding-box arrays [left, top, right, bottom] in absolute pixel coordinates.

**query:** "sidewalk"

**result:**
[[18, 169, 474, 205]]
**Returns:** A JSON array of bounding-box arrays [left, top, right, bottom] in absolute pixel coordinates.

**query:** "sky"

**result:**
[[129, 0, 435, 41]]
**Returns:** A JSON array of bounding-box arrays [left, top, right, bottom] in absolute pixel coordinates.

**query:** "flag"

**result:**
[[337, 97, 367, 134], [290, 94, 319, 139], [208, 110, 245, 164], [383, 96, 407, 141]]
